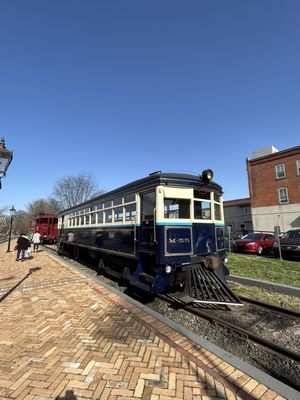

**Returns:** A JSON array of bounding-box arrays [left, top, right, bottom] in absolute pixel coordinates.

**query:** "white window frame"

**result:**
[[278, 187, 289, 204], [275, 164, 286, 179], [296, 160, 300, 176]]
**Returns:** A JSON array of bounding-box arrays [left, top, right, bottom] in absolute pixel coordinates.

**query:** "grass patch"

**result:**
[[227, 253, 300, 288], [228, 281, 300, 312]]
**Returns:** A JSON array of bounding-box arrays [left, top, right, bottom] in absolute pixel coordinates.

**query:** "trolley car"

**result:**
[[57, 171, 241, 306]]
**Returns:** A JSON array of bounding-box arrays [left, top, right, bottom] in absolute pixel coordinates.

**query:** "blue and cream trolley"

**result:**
[[57, 170, 241, 306]]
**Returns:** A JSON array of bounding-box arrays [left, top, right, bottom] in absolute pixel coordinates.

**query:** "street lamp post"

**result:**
[[0, 138, 13, 189], [7, 206, 16, 252]]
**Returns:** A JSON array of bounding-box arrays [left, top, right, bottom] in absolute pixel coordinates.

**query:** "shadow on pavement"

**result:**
[[56, 390, 77, 400], [0, 267, 41, 303]]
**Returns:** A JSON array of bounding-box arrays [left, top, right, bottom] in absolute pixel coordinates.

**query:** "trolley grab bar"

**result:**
[[154, 208, 157, 243]]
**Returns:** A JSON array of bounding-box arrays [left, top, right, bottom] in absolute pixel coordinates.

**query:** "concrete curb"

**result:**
[[229, 275, 300, 298]]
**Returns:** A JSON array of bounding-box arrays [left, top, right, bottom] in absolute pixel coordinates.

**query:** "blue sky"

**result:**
[[0, 0, 299, 212]]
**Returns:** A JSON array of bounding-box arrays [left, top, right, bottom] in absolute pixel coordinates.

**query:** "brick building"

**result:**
[[246, 145, 300, 233]]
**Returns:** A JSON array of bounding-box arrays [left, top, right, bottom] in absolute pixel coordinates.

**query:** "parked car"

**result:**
[[273, 229, 300, 259], [233, 232, 276, 255]]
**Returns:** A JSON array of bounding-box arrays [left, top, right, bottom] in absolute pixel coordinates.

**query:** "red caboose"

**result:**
[[33, 214, 58, 244]]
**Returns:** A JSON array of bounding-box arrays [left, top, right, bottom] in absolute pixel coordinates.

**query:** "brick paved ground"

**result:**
[[0, 242, 288, 400]]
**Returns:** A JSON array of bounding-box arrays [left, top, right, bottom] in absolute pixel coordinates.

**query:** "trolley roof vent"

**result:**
[[149, 170, 162, 176]]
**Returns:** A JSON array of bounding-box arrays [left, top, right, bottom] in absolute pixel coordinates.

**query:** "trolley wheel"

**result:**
[[257, 245, 263, 255], [73, 246, 80, 260], [57, 244, 64, 256], [97, 258, 105, 274]]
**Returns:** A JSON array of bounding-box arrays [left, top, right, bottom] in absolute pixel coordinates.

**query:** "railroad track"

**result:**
[[158, 293, 300, 363], [238, 294, 300, 320]]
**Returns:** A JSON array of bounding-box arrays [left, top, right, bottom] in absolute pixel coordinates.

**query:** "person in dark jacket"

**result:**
[[16, 234, 30, 261]]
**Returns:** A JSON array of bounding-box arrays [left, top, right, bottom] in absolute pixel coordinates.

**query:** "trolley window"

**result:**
[[97, 211, 103, 224], [125, 203, 136, 221], [114, 207, 123, 222], [104, 200, 112, 209], [164, 199, 190, 219], [194, 201, 211, 220], [113, 197, 122, 206], [124, 193, 135, 203], [142, 192, 155, 221], [105, 209, 112, 223], [214, 203, 221, 220], [194, 190, 210, 200], [214, 192, 221, 202]]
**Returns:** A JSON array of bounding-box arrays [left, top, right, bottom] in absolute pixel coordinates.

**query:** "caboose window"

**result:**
[[164, 199, 190, 219], [194, 201, 211, 219], [85, 215, 90, 225]]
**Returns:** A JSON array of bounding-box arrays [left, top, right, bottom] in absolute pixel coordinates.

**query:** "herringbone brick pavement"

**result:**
[[0, 242, 287, 400]]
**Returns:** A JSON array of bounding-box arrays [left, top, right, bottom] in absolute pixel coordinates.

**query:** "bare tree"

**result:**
[[53, 172, 102, 209], [14, 210, 32, 235], [27, 198, 62, 216], [0, 207, 9, 240]]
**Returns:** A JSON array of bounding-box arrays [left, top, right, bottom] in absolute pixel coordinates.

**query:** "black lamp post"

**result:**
[[0, 138, 13, 189], [7, 205, 16, 252]]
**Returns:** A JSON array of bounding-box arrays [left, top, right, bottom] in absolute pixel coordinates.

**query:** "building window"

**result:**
[[243, 207, 251, 214], [275, 164, 286, 179], [278, 187, 289, 204], [296, 160, 300, 176]]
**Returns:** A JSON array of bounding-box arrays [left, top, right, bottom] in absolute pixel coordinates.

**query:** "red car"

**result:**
[[233, 233, 276, 255]]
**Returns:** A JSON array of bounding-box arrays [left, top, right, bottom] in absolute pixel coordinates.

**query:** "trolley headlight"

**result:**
[[224, 257, 228, 263], [201, 169, 214, 182], [165, 265, 172, 274]]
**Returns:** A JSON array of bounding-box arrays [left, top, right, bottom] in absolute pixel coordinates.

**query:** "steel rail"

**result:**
[[238, 295, 300, 320], [158, 294, 300, 363]]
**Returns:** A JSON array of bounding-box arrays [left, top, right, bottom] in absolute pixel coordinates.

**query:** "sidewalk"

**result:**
[[0, 241, 293, 399]]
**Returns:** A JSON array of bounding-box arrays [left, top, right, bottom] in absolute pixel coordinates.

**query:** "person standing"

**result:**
[[33, 231, 41, 252], [16, 234, 30, 261]]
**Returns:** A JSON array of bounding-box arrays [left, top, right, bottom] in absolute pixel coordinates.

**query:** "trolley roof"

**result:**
[[58, 171, 223, 215]]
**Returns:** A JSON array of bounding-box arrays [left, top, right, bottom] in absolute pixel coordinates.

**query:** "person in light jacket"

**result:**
[[33, 231, 41, 252]]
